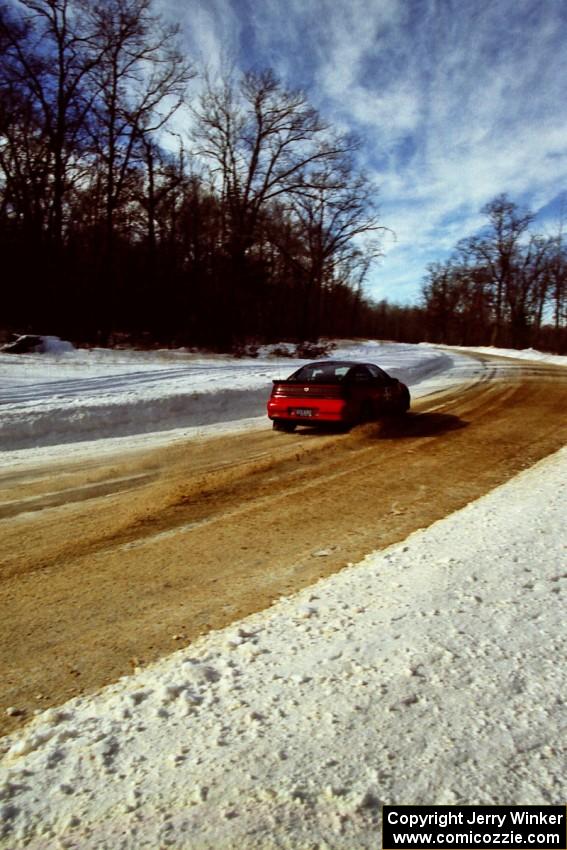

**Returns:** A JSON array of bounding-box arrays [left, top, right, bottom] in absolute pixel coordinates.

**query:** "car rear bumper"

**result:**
[[267, 397, 349, 423]]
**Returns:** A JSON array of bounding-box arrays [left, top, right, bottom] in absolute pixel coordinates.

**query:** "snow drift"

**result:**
[[0, 342, 453, 451], [0, 340, 566, 849], [1, 446, 565, 849]]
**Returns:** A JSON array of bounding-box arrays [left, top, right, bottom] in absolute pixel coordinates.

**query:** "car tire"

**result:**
[[273, 419, 296, 432], [359, 401, 374, 423], [395, 388, 410, 414]]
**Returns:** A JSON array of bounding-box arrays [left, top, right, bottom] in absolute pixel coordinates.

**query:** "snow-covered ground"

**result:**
[[1, 448, 565, 849], [0, 341, 566, 849], [2, 338, 563, 463], [435, 343, 567, 366], [0, 340, 458, 459]]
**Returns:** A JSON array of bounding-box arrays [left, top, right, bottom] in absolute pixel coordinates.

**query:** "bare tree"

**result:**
[[0, 0, 104, 249], [421, 261, 464, 343], [86, 0, 194, 267], [194, 69, 355, 257], [421, 194, 567, 350], [0, 9, 50, 240], [460, 195, 534, 344], [547, 202, 567, 334], [286, 159, 383, 337], [193, 68, 374, 342]]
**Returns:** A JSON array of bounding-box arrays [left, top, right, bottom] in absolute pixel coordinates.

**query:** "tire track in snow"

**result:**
[[0, 355, 566, 732]]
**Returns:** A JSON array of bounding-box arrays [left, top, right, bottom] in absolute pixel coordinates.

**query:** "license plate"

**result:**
[[292, 408, 314, 417]]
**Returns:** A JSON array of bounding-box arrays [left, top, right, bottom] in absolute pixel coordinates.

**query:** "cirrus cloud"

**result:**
[[160, 0, 567, 303]]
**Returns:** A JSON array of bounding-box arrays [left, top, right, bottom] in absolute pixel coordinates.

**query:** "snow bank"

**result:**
[[0, 342, 451, 451], [0, 386, 271, 449], [1, 447, 565, 849], [37, 336, 75, 355], [0, 335, 75, 355], [431, 343, 567, 367]]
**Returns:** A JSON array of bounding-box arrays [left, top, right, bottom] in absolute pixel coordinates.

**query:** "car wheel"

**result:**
[[359, 401, 374, 423], [273, 419, 296, 432], [394, 388, 410, 414]]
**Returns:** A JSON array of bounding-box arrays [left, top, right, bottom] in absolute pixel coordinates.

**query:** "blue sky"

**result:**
[[160, 0, 567, 305]]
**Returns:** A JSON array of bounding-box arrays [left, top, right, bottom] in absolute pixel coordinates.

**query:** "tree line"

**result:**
[[0, 0, 385, 348], [420, 195, 567, 352], [2, 1, 566, 353]]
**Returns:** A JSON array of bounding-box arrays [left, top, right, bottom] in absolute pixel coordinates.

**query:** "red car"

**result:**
[[268, 360, 410, 432]]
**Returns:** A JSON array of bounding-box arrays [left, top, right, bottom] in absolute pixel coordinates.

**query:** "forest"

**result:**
[[1, 0, 566, 352]]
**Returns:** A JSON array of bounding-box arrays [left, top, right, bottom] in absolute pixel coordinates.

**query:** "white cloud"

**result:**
[[156, 0, 567, 303], [159, 0, 241, 75]]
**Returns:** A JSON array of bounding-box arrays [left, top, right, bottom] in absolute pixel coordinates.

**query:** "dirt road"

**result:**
[[1, 354, 566, 735]]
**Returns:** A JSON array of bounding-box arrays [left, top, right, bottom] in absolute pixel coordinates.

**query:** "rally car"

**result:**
[[267, 360, 410, 432]]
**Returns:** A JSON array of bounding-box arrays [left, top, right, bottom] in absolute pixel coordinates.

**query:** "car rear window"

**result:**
[[367, 364, 390, 383], [289, 363, 350, 383]]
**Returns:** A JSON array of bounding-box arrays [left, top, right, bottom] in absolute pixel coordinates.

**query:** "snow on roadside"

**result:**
[[0, 342, 452, 453], [1, 446, 565, 850], [429, 342, 567, 367], [3, 338, 564, 467]]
